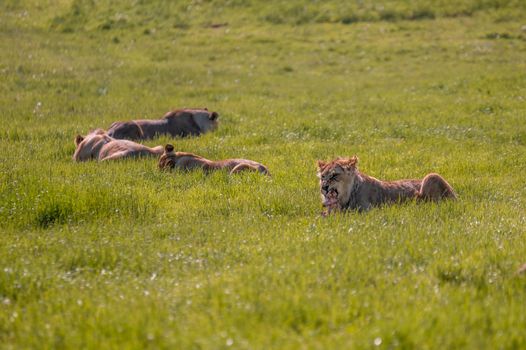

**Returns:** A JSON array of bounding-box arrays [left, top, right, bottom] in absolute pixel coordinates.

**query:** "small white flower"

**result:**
[[374, 337, 382, 346]]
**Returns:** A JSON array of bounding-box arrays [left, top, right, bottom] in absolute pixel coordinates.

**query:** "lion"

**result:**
[[73, 129, 164, 162], [317, 156, 456, 215], [158, 144, 270, 176], [107, 108, 219, 140]]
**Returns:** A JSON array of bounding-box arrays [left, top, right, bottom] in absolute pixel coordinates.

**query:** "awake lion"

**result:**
[[158, 144, 270, 176], [73, 129, 164, 162], [107, 108, 219, 140], [317, 156, 456, 215]]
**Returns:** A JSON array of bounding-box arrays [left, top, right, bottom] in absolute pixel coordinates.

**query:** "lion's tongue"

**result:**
[[323, 192, 338, 207]]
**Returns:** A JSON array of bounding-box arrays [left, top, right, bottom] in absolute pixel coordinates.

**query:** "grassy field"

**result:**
[[1, 0, 526, 348]]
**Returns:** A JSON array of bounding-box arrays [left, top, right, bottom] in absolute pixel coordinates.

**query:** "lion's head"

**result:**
[[73, 129, 112, 162], [158, 144, 176, 170], [164, 108, 219, 134], [317, 156, 359, 208], [192, 109, 219, 133]]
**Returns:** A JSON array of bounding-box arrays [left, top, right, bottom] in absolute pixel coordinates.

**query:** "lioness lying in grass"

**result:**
[[158, 144, 270, 175], [73, 129, 164, 162], [107, 108, 218, 140], [317, 156, 456, 215]]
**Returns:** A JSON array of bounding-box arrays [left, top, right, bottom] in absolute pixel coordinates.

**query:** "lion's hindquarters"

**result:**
[[419, 173, 457, 201], [107, 122, 144, 140]]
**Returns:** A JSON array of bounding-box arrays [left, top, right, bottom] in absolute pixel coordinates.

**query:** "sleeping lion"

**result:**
[[107, 108, 219, 140], [158, 144, 270, 176], [73, 129, 164, 162], [317, 156, 456, 215]]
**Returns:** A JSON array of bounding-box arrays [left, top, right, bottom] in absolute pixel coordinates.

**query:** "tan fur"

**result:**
[[107, 108, 219, 140], [317, 157, 456, 214], [73, 129, 164, 162], [158, 144, 270, 176]]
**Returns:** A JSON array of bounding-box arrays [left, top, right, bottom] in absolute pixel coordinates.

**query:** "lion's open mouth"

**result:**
[[322, 189, 339, 207]]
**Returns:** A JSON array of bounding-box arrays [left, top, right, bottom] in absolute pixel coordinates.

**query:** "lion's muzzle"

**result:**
[[322, 189, 339, 208]]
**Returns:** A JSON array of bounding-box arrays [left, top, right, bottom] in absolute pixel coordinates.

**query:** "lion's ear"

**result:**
[[341, 156, 358, 170], [75, 135, 84, 147], [165, 144, 175, 153], [317, 160, 327, 170]]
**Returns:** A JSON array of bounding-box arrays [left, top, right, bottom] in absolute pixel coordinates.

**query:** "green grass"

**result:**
[[1, 0, 526, 348]]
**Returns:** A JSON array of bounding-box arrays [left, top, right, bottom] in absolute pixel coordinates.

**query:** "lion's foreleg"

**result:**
[[100, 151, 130, 161]]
